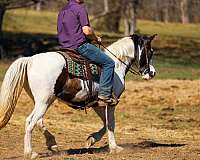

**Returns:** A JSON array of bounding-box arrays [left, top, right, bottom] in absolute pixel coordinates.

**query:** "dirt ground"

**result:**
[[0, 80, 200, 160]]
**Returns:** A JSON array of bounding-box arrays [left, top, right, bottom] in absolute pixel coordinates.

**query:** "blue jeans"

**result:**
[[76, 43, 115, 97]]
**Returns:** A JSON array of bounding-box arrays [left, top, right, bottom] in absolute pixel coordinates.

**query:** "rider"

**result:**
[[57, 0, 115, 106]]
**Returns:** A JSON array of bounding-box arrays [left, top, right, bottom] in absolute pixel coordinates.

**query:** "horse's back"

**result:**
[[31, 52, 66, 70]]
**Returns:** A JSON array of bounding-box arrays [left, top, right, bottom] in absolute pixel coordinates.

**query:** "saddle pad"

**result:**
[[67, 59, 100, 82]]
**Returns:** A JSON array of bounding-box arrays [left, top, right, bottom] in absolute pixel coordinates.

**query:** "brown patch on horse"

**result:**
[[63, 78, 82, 96], [56, 77, 82, 102], [54, 66, 67, 96]]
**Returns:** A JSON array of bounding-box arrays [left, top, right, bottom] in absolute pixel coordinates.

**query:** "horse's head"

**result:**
[[131, 34, 157, 80]]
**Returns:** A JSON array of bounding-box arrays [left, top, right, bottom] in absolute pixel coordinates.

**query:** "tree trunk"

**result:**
[[124, 17, 129, 36], [123, 0, 137, 35], [155, 0, 161, 21], [105, 12, 120, 33], [0, 6, 6, 38], [163, 1, 169, 23], [36, 0, 42, 11], [104, 0, 109, 13], [0, 6, 6, 59], [180, 0, 189, 24], [130, 1, 137, 34], [93, 0, 120, 33]]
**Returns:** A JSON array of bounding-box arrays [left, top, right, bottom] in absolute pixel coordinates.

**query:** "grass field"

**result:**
[[0, 80, 199, 160], [2, 9, 200, 80]]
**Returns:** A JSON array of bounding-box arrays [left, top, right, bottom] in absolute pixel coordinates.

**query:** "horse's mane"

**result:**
[[106, 37, 135, 60]]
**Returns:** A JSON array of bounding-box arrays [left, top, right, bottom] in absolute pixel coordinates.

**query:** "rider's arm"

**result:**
[[78, 6, 101, 43], [82, 26, 101, 43]]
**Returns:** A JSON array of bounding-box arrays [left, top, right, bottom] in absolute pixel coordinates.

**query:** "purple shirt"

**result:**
[[57, 0, 90, 49]]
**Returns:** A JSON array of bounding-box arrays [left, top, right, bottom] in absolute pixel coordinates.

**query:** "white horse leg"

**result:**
[[24, 82, 58, 152], [89, 106, 123, 153], [86, 107, 107, 148], [24, 101, 50, 159], [36, 118, 58, 152], [106, 106, 123, 153], [22, 52, 66, 159], [25, 108, 36, 130]]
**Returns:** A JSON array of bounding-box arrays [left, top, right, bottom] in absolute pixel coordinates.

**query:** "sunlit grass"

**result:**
[[4, 9, 200, 38], [138, 20, 200, 39], [3, 9, 57, 34]]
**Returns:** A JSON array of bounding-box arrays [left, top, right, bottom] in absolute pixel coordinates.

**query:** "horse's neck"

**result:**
[[105, 38, 135, 98], [114, 59, 130, 81], [112, 59, 131, 98], [106, 37, 135, 81]]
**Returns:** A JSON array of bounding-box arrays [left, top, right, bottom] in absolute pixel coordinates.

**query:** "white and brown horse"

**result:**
[[0, 34, 156, 159]]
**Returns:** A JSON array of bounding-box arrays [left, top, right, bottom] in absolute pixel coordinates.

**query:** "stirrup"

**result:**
[[98, 96, 118, 107]]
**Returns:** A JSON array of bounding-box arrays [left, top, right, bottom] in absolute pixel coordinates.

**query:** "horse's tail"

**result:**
[[0, 57, 30, 129]]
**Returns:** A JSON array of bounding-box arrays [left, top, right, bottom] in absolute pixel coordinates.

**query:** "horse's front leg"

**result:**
[[106, 106, 123, 153], [90, 106, 123, 153]]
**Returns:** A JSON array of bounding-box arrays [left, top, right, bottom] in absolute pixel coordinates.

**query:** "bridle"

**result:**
[[99, 43, 140, 75], [98, 39, 152, 76], [138, 45, 151, 75], [134, 36, 155, 77]]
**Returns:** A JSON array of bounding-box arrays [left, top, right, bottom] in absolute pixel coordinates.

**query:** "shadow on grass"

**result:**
[[37, 140, 185, 159], [3, 141, 186, 159], [0, 31, 118, 59], [121, 140, 186, 149], [1, 32, 58, 58], [38, 145, 109, 159]]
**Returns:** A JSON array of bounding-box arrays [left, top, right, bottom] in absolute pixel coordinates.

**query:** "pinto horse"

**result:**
[[0, 34, 156, 159]]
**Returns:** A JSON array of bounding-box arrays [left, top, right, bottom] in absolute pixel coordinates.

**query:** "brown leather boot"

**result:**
[[98, 96, 118, 107]]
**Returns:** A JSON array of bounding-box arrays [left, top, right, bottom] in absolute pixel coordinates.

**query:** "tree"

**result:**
[[0, 4, 6, 36], [122, 0, 139, 35], [35, 0, 42, 11], [90, 0, 121, 33], [180, 0, 189, 24]]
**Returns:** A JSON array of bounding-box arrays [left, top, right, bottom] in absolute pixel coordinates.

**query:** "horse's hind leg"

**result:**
[[24, 98, 54, 159], [86, 107, 107, 148], [36, 118, 58, 152], [24, 82, 58, 152]]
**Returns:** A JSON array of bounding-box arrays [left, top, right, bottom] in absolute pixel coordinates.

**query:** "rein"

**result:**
[[99, 43, 140, 76]]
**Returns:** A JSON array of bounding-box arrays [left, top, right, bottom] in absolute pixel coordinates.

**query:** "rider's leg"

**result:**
[[76, 43, 115, 100]]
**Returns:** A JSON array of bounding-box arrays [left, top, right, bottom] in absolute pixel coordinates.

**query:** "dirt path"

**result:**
[[0, 80, 200, 160]]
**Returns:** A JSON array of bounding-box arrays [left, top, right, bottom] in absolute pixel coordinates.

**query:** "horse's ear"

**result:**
[[130, 34, 139, 41], [149, 34, 157, 41]]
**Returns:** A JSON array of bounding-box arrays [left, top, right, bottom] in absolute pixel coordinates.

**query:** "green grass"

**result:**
[[3, 9, 57, 34], [138, 20, 200, 39], [2, 9, 200, 80], [4, 10, 200, 38]]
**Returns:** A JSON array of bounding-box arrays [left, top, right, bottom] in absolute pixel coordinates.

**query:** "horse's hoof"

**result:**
[[51, 145, 59, 152], [31, 152, 39, 159], [110, 146, 124, 153], [24, 151, 38, 160], [86, 136, 95, 148], [24, 151, 31, 159]]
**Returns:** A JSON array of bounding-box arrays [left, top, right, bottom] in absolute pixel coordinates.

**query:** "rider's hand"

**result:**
[[96, 36, 102, 44]]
